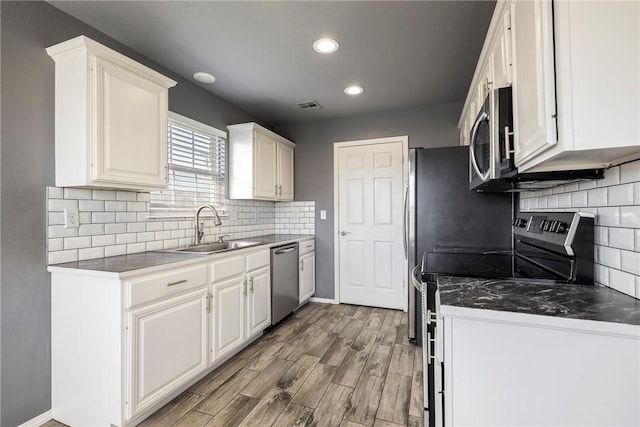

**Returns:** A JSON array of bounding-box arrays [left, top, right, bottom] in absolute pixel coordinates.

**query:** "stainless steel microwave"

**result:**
[[469, 87, 515, 191]]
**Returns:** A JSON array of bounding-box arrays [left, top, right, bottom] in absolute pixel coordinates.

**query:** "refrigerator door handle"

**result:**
[[402, 181, 409, 259]]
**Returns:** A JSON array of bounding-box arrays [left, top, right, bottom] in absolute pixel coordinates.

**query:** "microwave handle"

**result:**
[[470, 112, 490, 181], [504, 125, 515, 160]]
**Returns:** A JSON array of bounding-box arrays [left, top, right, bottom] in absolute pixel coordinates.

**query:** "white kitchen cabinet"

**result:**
[[209, 249, 271, 356], [212, 275, 245, 359], [127, 287, 209, 419], [299, 239, 316, 303], [459, 1, 640, 172], [510, 0, 557, 167], [246, 266, 271, 337], [228, 122, 295, 201], [441, 306, 640, 427], [46, 35, 176, 191]]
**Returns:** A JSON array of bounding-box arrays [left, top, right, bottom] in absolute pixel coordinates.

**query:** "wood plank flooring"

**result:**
[[48, 303, 423, 427]]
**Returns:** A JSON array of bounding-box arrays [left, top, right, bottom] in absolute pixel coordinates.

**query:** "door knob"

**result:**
[[340, 230, 351, 236]]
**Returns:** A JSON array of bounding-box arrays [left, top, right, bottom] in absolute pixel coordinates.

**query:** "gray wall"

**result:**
[[275, 101, 463, 299], [0, 2, 260, 425]]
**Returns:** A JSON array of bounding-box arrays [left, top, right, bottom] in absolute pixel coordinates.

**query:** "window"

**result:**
[[150, 112, 226, 215]]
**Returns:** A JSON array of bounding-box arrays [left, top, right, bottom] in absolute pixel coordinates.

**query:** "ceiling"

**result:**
[[48, 1, 496, 126]]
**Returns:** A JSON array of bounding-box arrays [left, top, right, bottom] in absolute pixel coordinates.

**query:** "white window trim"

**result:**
[[149, 112, 227, 219]]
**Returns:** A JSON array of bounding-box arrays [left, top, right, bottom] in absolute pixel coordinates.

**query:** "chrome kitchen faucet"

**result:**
[[194, 204, 222, 245]]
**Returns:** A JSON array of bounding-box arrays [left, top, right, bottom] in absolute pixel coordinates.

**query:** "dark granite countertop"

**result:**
[[437, 276, 640, 326], [48, 234, 313, 274]]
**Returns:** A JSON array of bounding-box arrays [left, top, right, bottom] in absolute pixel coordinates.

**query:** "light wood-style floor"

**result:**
[[48, 303, 424, 427]]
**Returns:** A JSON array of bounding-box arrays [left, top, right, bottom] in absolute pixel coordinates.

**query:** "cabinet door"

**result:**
[[93, 55, 168, 188], [127, 288, 208, 419], [246, 266, 271, 338], [491, 8, 513, 89], [277, 143, 294, 201], [299, 252, 315, 303], [253, 131, 277, 199], [213, 276, 245, 359], [510, 0, 557, 168]]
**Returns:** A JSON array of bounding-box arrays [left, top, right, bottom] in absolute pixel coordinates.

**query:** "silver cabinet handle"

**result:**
[[340, 230, 351, 236], [300, 260, 304, 272], [274, 185, 278, 195], [504, 125, 515, 160], [242, 280, 247, 296], [249, 277, 254, 293], [402, 181, 408, 259], [279, 185, 282, 196], [166, 279, 187, 287]]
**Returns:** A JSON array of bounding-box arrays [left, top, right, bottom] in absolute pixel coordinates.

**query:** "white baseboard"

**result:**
[[309, 297, 338, 304], [17, 410, 52, 427]]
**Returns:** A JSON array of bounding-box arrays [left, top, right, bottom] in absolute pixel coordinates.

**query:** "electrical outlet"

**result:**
[[64, 207, 79, 228]]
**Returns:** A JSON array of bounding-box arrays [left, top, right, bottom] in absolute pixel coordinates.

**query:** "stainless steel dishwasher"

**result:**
[[270, 242, 299, 325]]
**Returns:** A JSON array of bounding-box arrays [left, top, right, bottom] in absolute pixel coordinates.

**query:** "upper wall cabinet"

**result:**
[[227, 122, 295, 201], [46, 36, 177, 191], [459, 1, 640, 171]]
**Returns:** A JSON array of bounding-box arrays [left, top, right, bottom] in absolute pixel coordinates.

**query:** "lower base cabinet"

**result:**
[[127, 287, 209, 419], [299, 239, 316, 303], [49, 244, 279, 427], [442, 307, 640, 426]]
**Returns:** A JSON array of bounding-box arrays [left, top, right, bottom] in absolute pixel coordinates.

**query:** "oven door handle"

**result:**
[[411, 264, 422, 292]]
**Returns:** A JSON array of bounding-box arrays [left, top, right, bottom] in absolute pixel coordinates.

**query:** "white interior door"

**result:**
[[336, 139, 406, 309]]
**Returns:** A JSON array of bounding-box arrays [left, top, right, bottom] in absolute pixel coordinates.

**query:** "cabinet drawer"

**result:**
[[246, 250, 270, 272], [209, 255, 244, 282], [299, 239, 315, 256], [126, 265, 207, 308]]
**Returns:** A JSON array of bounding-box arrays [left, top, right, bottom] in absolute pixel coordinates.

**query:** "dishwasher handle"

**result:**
[[274, 247, 297, 255]]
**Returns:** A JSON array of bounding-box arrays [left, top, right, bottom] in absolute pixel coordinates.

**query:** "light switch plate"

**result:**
[[320, 209, 327, 220]]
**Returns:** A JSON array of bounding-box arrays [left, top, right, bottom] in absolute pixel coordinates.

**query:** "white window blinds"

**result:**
[[150, 112, 226, 215]]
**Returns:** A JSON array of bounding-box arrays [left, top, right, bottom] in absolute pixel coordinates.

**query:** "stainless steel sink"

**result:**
[[163, 240, 262, 254]]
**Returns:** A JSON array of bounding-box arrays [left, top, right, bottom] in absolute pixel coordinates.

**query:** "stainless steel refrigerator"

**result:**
[[407, 147, 512, 344]]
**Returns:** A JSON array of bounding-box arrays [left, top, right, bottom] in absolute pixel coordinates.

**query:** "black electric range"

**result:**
[[415, 211, 595, 427]]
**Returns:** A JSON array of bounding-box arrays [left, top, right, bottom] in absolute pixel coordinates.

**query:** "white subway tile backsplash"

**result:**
[[519, 159, 639, 299], [64, 236, 92, 250], [48, 187, 313, 267], [116, 191, 137, 201], [609, 268, 636, 297], [620, 206, 640, 228], [105, 201, 127, 211], [48, 187, 64, 199], [48, 250, 78, 264], [92, 212, 115, 224], [64, 188, 92, 200], [608, 184, 635, 206], [598, 246, 621, 269], [79, 200, 105, 212], [609, 228, 635, 250], [104, 244, 127, 257], [621, 250, 640, 275], [620, 161, 640, 184], [597, 207, 620, 226], [92, 189, 116, 200], [79, 247, 104, 261], [79, 224, 104, 236], [587, 188, 607, 207], [92, 234, 116, 247]]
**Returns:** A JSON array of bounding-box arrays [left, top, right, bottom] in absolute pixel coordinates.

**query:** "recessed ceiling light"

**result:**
[[193, 72, 216, 84], [313, 38, 339, 54], [344, 85, 365, 95]]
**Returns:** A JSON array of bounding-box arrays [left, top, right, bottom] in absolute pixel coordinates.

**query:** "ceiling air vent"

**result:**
[[297, 100, 323, 110]]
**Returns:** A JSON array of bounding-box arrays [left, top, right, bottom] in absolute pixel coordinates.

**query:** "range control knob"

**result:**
[[556, 222, 567, 233], [540, 220, 550, 231], [513, 217, 528, 228]]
